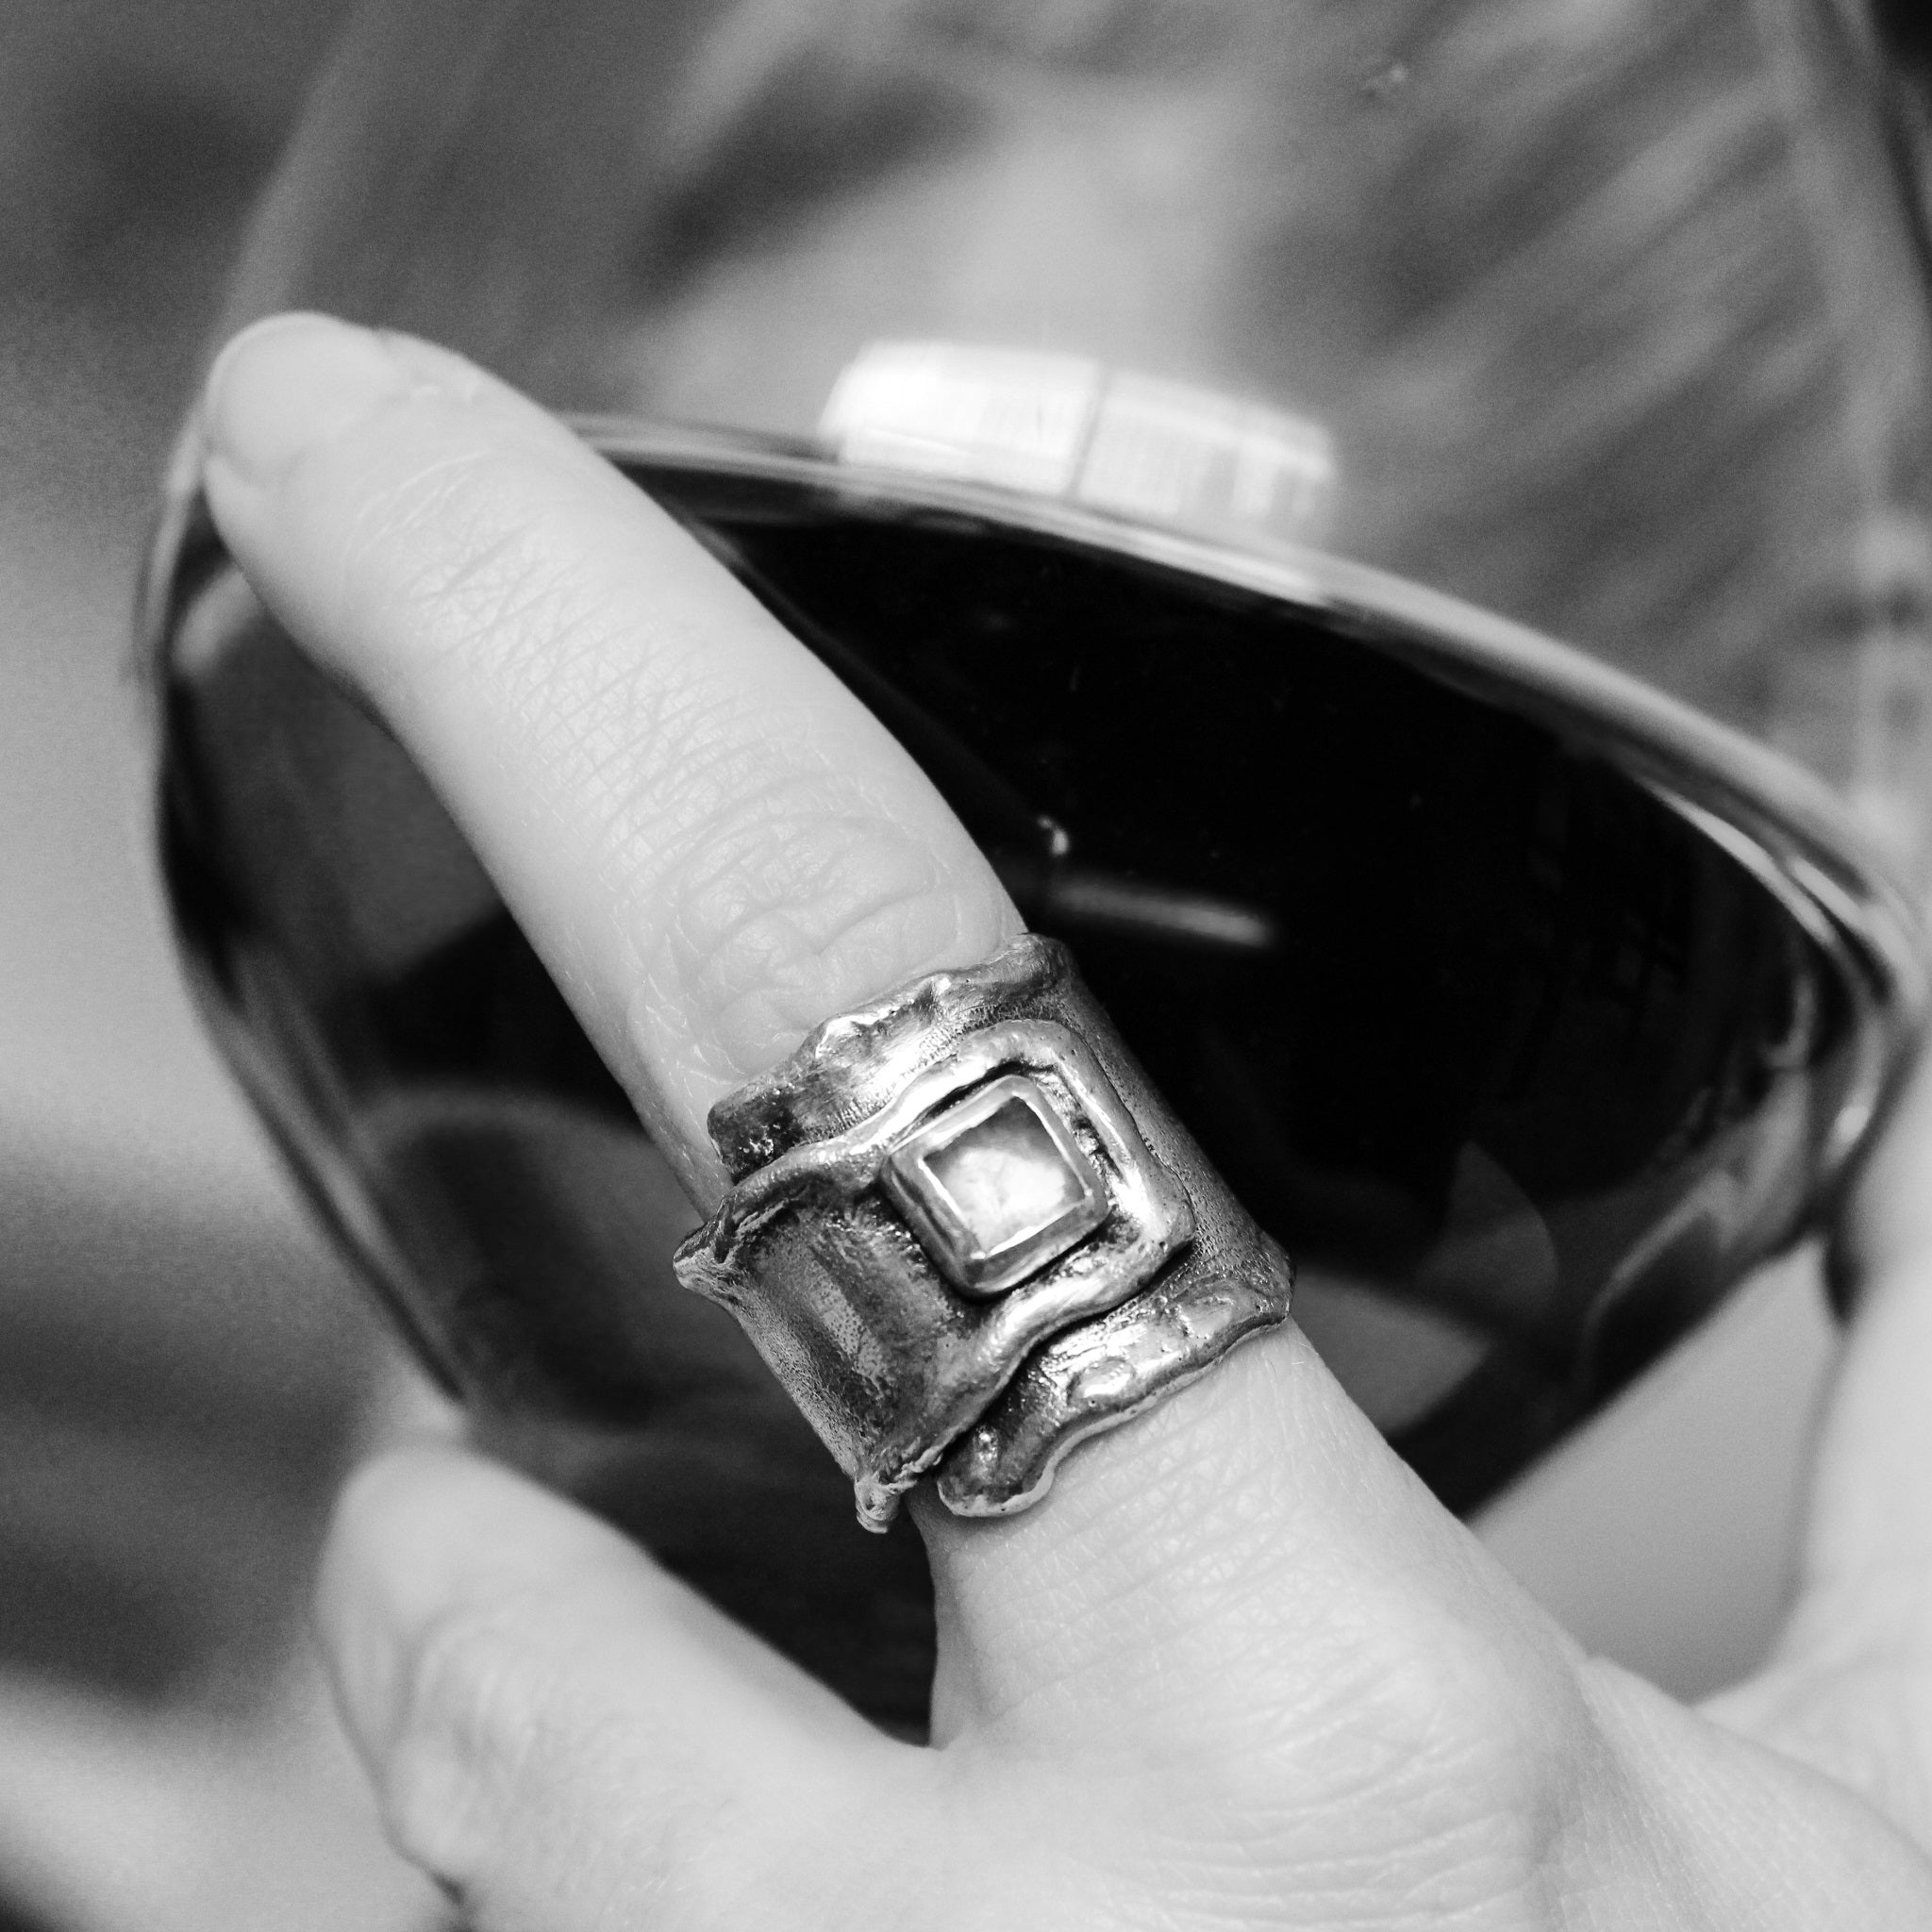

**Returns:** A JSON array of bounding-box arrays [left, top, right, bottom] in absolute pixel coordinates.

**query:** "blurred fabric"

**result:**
[[0, 5, 439, 1927], [0, 0, 362, 1708]]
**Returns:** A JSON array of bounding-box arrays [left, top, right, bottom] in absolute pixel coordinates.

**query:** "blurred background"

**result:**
[[0, 4, 437, 1926], [0, 3, 1926, 1928]]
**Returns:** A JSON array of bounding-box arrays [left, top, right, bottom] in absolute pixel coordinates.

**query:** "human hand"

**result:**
[[199, 312, 1932, 1930]]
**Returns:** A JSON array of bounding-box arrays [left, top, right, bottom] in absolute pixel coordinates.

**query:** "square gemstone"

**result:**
[[883, 1074, 1110, 1296], [926, 1097, 1084, 1253]]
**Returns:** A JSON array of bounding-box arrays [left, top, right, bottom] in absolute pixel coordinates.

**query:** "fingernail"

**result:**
[[203, 312, 422, 490]]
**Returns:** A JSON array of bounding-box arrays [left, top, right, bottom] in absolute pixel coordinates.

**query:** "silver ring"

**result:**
[[674, 936, 1293, 1528]]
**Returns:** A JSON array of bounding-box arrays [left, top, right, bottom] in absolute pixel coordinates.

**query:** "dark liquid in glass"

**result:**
[[153, 449, 1893, 1731]]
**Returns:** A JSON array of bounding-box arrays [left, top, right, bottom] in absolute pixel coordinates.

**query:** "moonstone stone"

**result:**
[[924, 1096, 1084, 1255]]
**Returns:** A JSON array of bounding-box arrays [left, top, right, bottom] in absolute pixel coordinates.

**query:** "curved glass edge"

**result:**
[[571, 419, 1921, 900], [136, 413, 1932, 1261], [581, 420, 1929, 922], [575, 416, 1932, 1252]]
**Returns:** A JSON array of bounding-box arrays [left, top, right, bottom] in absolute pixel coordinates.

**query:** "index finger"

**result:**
[[202, 313, 1579, 1757], [203, 311, 1019, 1205]]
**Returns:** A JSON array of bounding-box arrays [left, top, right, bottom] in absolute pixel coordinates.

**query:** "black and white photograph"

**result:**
[[4, 3, 1932, 1926]]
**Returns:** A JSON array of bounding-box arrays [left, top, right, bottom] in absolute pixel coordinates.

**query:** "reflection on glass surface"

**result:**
[[213, 0, 1932, 874]]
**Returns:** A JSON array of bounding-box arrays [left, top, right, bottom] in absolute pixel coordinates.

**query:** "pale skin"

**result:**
[[202, 311, 1932, 1930]]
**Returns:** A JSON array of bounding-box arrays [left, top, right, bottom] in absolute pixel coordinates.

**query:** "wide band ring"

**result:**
[[673, 936, 1294, 1529]]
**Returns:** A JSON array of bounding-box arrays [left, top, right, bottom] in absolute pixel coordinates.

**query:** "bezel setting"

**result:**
[[881, 1073, 1111, 1296]]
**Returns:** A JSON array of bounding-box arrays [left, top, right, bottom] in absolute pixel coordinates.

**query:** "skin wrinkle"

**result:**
[[330, 445, 504, 649], [377, 1597, 560, 1882], [559, 676, 783, 917], [312, 433, 713, 733], [489, 584, 763, 766], [1092, 1770, 1580, 1932], [491, 602, 662, 768], [925, 1399, 1310, 1734], [525, 658, 691, 863], [658, 770, 932, 910], [936, 1349, 1417, 1727], [632, 755, 994, 1077], [1117, 1724, 1562, 1902], [324, 440, 551, 634], [436, 577, 683, 770], [937, 1422, 1607, 1919], [519, 645, 731, 900], [968, 1534, 1543, 1795], [669, 821, 912, 971], [668, 822, 955, 1037], [298, 411, 1014, 1109], [463, 605, 997, 1057]]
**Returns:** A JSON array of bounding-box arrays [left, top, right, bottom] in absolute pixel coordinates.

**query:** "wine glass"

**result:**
[[143, 0, 1932, 1730]]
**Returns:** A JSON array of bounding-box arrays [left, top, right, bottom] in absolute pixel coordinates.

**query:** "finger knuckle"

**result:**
[[661, 780, 990, 1074], [1360, 1594, 1579, 1783], [378, 1596, 555, 1882], [374, 1591, 786, 1923], [1248, 1578, 1597, 1892]]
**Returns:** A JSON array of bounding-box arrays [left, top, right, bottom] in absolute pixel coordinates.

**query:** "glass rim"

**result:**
[[141, 407, 1932, 1203], [575, 415, 1930, 966]]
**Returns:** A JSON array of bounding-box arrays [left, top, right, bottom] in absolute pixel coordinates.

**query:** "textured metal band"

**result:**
[[673, 935, 1293, 1528]]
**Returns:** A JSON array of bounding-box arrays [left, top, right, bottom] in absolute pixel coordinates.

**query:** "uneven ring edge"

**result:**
[[673, 934, 1294, 1529]]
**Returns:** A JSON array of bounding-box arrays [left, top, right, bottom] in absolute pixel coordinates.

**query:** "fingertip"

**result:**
[[193, 318, 1025, 1211], [204, 313, 426, 498], [314, 1441, 888, 1763], [314, 1444, 556, 1761], [199, 315, 557, 601], [312, 1444, 916, 1918]]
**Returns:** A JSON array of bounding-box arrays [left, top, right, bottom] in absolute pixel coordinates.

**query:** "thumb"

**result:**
[[315, 1445, 908, 1929]]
